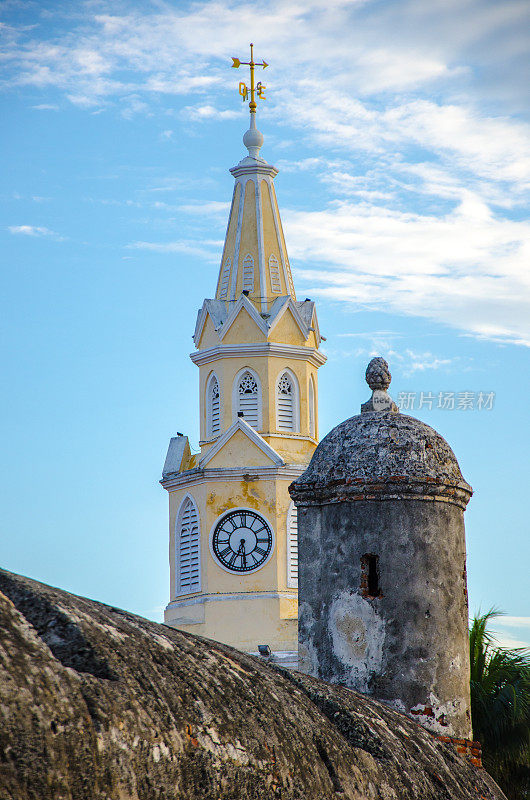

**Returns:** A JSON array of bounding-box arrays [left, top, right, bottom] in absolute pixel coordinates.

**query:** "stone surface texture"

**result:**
[[290, 411, 473, 509], [0, 568, 505, 800], [290, 409, 473, 739], [365, 357, 392, 391]]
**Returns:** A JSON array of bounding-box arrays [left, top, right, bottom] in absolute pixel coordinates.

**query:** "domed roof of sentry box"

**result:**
[[290, 358, 473, 509]]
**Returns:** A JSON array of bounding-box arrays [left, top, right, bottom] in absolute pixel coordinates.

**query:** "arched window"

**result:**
[[236, 370, 260, 429], [175, 496, 201, 596], [287, 501, 298, 588], [269, 254, 281, 293], [206, 373, 221, 438], [242, 253, 254, 292], [277, 370, 299, 432], [219, 257, 231, 299], [308, 375, 316, 437]]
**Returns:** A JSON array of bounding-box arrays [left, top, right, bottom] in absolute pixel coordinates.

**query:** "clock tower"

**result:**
[[161, 46, 326, 660]]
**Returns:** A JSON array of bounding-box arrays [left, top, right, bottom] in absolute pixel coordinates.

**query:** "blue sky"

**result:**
[[1, 0, 529, 648]]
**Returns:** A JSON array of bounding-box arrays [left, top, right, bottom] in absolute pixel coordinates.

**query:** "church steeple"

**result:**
[[215, 45, 296, 310], [162, 47, 326, 662]]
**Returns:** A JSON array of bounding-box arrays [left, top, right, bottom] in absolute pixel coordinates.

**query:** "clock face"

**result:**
[[211, 510, 273, 573]]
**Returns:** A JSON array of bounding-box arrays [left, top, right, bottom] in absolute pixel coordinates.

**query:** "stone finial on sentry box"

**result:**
[[360, 357, 398, 413]]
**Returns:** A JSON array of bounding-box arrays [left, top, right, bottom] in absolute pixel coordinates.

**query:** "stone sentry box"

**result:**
[[289, 357, 474, 739]]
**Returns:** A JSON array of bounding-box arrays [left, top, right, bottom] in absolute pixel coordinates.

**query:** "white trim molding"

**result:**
[[267, 296, 310, 339], [166, 589, 297, 612], [219, 295, 269, 340], [191, 342, 327, 368], [254, 178, 267, 313], [229, 177, 247, 300], [268, 179, 294, 298], [198, 417, 284, 469], [161, 463, 305, 491]]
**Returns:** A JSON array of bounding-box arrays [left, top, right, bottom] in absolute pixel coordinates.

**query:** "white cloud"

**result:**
[[127, 239, 222, 261], [179, 201, 230, 215], [495, 616, 530, 628], [286, 195, 530, 346], [180, 104, 241, 121], [328, 336, 456, 376], [491, 630, 530, 650], [8, 224, 63, 239], [3, 0, 530, 344]]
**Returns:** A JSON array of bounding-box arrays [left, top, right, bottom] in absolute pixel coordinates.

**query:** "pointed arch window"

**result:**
[[269, 254, 281, 294], [287, 501, 298, 588], [308, 375, 316, 438], [206, 373, 221, 438], [277, 370, 299, 432], [236, 370, 259, 429], [219, 257, 231, 299], [175, 496, 201, 596], [242, 254, 254, 292]]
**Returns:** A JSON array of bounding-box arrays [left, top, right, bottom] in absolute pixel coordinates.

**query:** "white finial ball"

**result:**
[[243, 125, 264, 156]]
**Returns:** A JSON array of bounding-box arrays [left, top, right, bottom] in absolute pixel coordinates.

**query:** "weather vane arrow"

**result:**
[[231, 43, 268, 114]]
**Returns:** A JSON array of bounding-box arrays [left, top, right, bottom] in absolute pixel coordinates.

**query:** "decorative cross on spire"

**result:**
[[232, 43, 268, 115]]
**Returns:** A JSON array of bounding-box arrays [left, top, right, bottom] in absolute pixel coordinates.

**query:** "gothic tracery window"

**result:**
[[237, 370, 259, 429], [277, 371, 295, 431]]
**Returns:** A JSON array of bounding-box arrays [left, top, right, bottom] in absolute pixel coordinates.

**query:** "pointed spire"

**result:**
[[212, 46, 296, 311]]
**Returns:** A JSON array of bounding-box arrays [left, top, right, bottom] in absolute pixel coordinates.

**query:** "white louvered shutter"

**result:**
[[269, 254, 281, 293], [237, 371, 259, 429], [177, 499, 200, 595], [242, 254, 254, 292], [219, 258, 231, 299], [308, 377, 315, 437], [277, 373, 294, 431], [208, 376, 220, 437], [287, 502, 298, 588]]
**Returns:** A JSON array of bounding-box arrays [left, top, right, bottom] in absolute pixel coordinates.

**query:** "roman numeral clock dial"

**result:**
[[211, 510, 274, 573]]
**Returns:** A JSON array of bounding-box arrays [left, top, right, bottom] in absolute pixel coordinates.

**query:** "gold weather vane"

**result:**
[[232, 43, 268, 113]]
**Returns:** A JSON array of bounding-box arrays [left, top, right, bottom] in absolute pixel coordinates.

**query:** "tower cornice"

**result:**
[[190, 342, 327, 368], [160, 463, 306, 491], [230, 160, 278, 180]]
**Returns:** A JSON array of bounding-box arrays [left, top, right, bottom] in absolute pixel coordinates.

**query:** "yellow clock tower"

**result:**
[[161, 46, 326, 662]]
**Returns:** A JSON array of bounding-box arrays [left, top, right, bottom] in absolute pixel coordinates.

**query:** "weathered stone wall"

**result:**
[[289, 397, 474, 740], [296, 499, 471, 738], [0, 568, 505, 800]]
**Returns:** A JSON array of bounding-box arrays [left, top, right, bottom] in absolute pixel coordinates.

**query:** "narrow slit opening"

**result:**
[[361, 553, 381, 598]]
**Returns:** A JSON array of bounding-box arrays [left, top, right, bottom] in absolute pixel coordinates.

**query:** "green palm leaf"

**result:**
[[470, 610, 530, 800]]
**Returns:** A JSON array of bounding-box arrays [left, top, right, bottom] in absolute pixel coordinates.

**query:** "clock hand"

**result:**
[[237, 538, 247, 567]]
